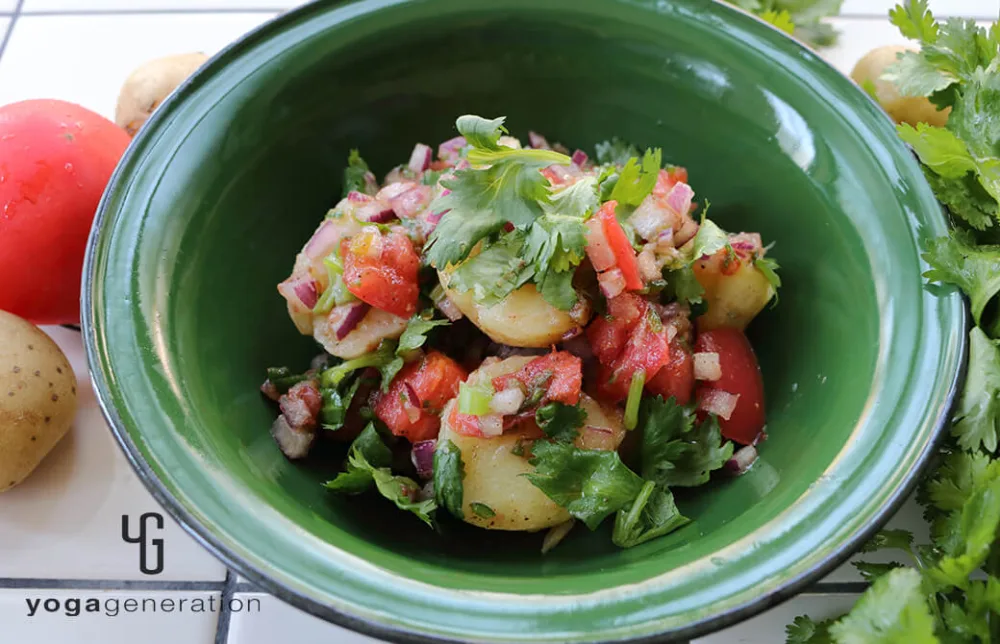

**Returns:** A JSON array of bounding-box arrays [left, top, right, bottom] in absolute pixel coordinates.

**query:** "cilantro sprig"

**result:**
[[787, 4, 1000, 641]]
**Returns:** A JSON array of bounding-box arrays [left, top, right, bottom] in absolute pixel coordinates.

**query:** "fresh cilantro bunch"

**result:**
[[727, 0, 844, 47], [788, 3, 1000, 642]]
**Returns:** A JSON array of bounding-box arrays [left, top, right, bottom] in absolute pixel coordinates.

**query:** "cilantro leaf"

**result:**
[[595, 137, 640, 166], [950, 327, 1000, 453], [611, 481, 690, 548], [889, 0, 938, 44], [397, 309, 451, 355], [921, 167, 997, 231], [659, 266, 706, 306], [320, 377, 362, 431], [265, 366, 312, 394], [536, 402, 587, 443], [886, 51, 955, 98], [609, 148, 662, 210], [755, 256, 782, 305], [786, 615, 835, 644], [859, 528, 915, 554], [898, 122, 977, 178], [854, 561, 906, 583], [922, 230, 1000, 327], [925, 450, 997, 514], [761, 9, 795, 35], [829, 568, 939, 643], [433, 439, 465, 520], [640, 396, 734, 488], [524, 441, 644, 530], [524, 210, 589, 310], [929, 476, 1000, 589], [423, 208, 506, 270], [690, 217, 729, 260], [470, 502, 495, 519], [324, 424, 433, 525], [343, 149, 375, 197], [446, 233, 533, 306], [455, 114, 506, 149]]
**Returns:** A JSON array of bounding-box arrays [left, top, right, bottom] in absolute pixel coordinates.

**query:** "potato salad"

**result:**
[[261, 115, 780, 550]]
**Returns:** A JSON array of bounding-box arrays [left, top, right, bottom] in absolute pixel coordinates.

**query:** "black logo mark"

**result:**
[[121, 513, 164, 575]]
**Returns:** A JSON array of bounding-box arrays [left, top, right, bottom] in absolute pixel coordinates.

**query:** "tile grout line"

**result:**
[[0, 578, 225, 591], [0, 0, 24, 62], [213, 571, 238, 644]]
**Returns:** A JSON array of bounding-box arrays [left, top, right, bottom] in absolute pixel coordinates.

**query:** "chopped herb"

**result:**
[[433, 440, 465, 520], [470, 502, 496, 519], [535, 402, 586, 443]]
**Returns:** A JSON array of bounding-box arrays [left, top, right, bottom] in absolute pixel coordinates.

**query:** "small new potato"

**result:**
[[0, 311, 77, 492], [438, 356, 624, 531], [694, 255, 774, 331], [851, 45, 950, 127], [116, 53, 209, 136], [439, 271, 591, 347]]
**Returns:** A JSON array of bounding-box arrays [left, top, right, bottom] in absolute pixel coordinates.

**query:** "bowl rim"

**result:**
[[82, 0, 969, 641]]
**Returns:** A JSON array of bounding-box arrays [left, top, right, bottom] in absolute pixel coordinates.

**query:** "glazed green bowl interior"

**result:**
[[85, 0, 966, 641]]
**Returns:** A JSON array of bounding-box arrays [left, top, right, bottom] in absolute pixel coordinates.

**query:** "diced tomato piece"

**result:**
[[694, 328, 765, 445], [586, 293, 645, 364], [448, 407, 485, 437], [342, 229, 420, 318], [492, 351, 583, 406], [646, 338, 695, 405], [375, 351, 467, 443], [653, 167, 689, 197], [596, 313, 669, 402], [596, 201, 643, 290]]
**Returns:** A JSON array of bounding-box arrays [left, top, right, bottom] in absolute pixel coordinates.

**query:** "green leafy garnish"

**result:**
[[320, 377, 362, 431], [828, 568, 938, 642], [595, 137, 640, 166], [343, 149, 375, 197], [658, 266, 706, 307], [264, 366, 311, 394], [785, 615, 835, 644], [609, 148, 662, 211], [690, 215, 729, 260], [434, 440, 465, 520], [950, 327, 1000, 453], [446, 233, 534, 307], [324, 424, 436, 526], [470, 502, 496, 519], [623, 371, 646, 431], [535, 402, 586, 444], [639, 396, 734, 488], [923, 231, 1000, 327], [726, 0, 843, 48], [760, 9, 795, 35], [754, 256, 782, 305], [524, 441, 644, 530], [611, 480, 689, 548]]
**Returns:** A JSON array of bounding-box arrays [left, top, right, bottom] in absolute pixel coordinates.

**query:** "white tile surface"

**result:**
[[842, 0, 999, 19], [0, 328, 227, 581], [23, 0, 301, 11], [695, 594, 860, 643], [227, 593, 378, 644], [1, 589, 219, 643], [0, 2, 15, 14], [0, 12, 277, 120]]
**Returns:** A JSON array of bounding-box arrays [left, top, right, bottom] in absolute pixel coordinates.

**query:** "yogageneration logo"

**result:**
[[121, 513, 164, 575]]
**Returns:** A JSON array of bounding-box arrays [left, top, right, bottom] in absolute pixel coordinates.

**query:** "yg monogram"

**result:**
[[121, 513, 164, 575]]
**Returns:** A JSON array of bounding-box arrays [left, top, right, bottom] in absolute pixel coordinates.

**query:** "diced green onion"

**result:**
[[458, 382, 494, 416], [624, 370, 646, 430], [429, 283, 447, 304], [313, 254, 356, 314]]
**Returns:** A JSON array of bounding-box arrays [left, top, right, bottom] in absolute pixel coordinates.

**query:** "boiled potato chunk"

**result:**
[[438, 356, 624, 531], [851, 45, 950, 127], [116, 53, 209, 136], [693, 257, 775, 331], [0, 311, 77, 492], [439, 270, 591, 347]]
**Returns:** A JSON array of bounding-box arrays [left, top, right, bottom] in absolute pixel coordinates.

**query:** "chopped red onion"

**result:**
[[571, 149, 589, 166], [438, 136, 466, 165], [665, 182, 694, 216], [304, 220, 342, 259], [278, 276, 319, 311], [403, 383, 422, 423], [490, 387, 525, 415], [584, 425, 614, 435], [390, 184, 433, 219], [637, 247, 661, 282], [426, 210, 447, 226], [411, 440, 437, 480], [479, 414, 503, 437], [528, 131, 550, 149], [694, 352, 722, 381], [260, 380, 281, 402], [675, 219, 699, 247], [376, 181, 416, 202], [656, 228, 675, 251], [585, 218, 616, 272], [335, 302, 370, 340], [347, 190, 374, 204], [630, 198, 673, 241], [435, 294, 464, 321], [598, 268, 626, 299], [560, 326, 583, 341], [408, 143, 433, 172], [357, 202, 396, 223], [270, 415, 315, 460], [725, 445, 759, 476], [561, 334, 594, 361], [698, 389, 740, 421]]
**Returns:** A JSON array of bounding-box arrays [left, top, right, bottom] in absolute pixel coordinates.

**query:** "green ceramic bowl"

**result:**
[[84, 0, 966, 641]]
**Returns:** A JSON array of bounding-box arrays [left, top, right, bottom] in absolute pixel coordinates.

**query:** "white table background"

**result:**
[[0, 1, 995, 642]]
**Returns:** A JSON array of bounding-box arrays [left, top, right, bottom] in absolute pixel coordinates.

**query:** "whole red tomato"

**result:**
[[0, 100, 130, 324]]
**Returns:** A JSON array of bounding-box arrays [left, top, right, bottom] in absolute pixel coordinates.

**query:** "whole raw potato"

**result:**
[[116, 52, 208, 136], [851, 45, 950, 127], [0, 311, 77, 492]]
